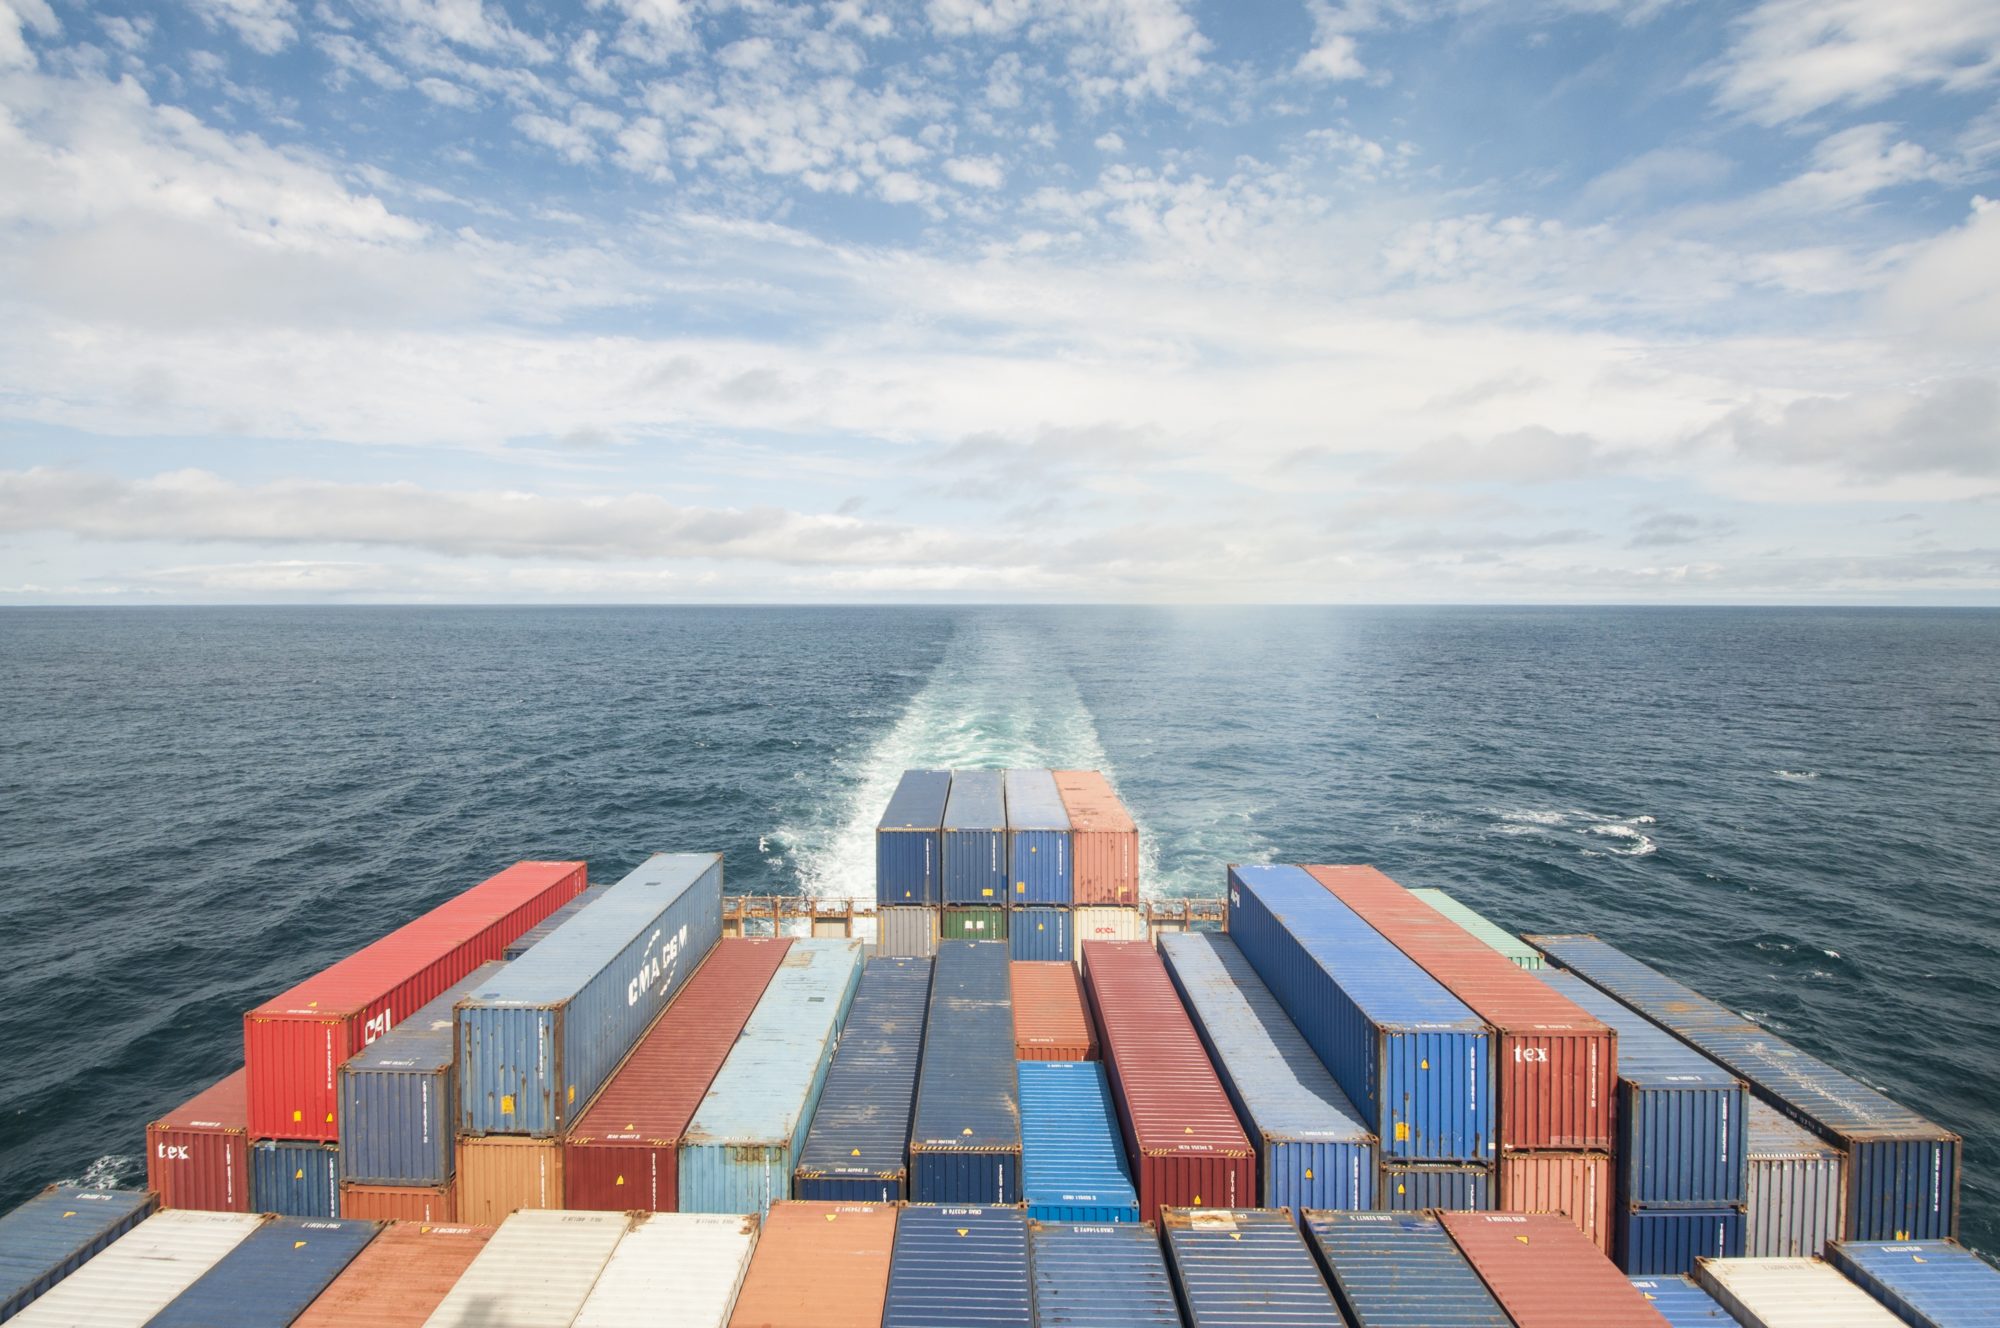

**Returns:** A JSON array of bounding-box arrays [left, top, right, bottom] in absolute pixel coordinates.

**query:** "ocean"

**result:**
[[2, 606, 1995, 1249]]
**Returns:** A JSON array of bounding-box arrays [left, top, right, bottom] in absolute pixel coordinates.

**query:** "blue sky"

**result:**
[[0, 0, 1996, 602]]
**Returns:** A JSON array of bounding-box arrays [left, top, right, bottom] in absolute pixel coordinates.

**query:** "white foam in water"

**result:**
[[1487, 807, 1656, 856], [1775, 769, 1820, 781], [56, 1154, 139, 1191]]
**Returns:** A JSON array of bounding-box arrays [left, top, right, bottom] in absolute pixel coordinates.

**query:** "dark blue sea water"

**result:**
[[2, 607, 1996, 1248]]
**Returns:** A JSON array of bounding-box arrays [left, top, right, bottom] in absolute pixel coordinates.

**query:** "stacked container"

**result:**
[[252, 1138, 342, 1217], [1011, 961, 1096, 1060], [573, 1213, 759, 1328], [1302, 1210, 1513, 1327], [145, 1215, 382, 1328], [1072, 904, 1150, 955], [881, 1205, 1032, 1328], [943, 770, 1008, 910], [793, 956, 932, 1201], [1053, 770, 1140, 907], [8, 1210, 268, 1327], [876, 906, 940, 959], [878, 769, 951, 906], [909, 941, 1021, 1204], [1438, 1212, 1673, 1326], [421, 1209, 629, 1328], [1003, 769, 1072, 906], [728, 1202, 898, 1328], [1828, 1238, 2000, 1325], [1411, 889, 1545, 969], [1694, 1257, 1906, 1326], [1018, 1061, 1140, 1222], [1011, 906, 1073, 962], [1027, 1221, 1180, 1328], [0, 1186, 156, 1320], [1160, 1208, 1346, 1325], [1745, 1100, 1847, 1258], [291, 1221, 494, 1328], [147, 1069, 252, 1212]]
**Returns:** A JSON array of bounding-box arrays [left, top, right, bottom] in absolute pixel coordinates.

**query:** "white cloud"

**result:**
[[927, 0, 1209, 101], [1298, 1, 1367, 81], [1713, 0, 2000, 125], [361, 0, 553, 63], [187, 0, 300, 55], [1711, 378, 2000, 480], [945, 154, 1004, 188], [1883, 197, 2000, 345], [0, 0, 58, 70]]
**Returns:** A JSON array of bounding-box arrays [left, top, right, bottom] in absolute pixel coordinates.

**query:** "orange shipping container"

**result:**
[[338, 1181, 456, 1223], [1053, 771, 1139, 906], [1501, 1152, 1613, 1254], [1441, 1211, 1671, 1327], [455, 1136, 562, 1225], [293, 1220, 494, 1328], [727, 1202, 897, 1328], [1011, 961, 1097, 1060]]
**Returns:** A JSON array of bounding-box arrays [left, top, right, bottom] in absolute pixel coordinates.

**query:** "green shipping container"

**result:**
[[941, 907, 1009, 941], [1409, 889, 1543, 970]]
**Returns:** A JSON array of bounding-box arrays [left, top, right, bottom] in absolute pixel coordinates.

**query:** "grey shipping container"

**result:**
[[882, 1205, 1031, 1328], [503, 887, 606, 960], [794, 957, 932, 1201], [876, 907, 939, 958], [879, 770, 951, 906], [1303, 1209, 1513, 1328], [910, 941, 1021, 1204], [1162, 1207, 1347, 1326], [145, 1216, 381, 1328], [943, 771, 1008, 906], [458, 852, 723, 1137], [1746, 1099, 1846, 1258], [250, 1140, 340, 1217], [0, 1186, 156, 1320], [1004, 769, 1072, 906], [1028, 1221, 1181, 1328]]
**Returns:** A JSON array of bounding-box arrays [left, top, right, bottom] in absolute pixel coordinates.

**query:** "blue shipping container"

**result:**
[[502, 886, 605, 960], [1004, 769, 1072, 906], [1539, 970, 1746, 1208], [882, 1205, 1032, 1328], [251, 1140, 341, 1217], [911, 941, 1021, 1204], [1028, 1221, 1181, 1328], [145, 1216, 379, 1328], [1380, 1163, 1492, 1212], [680, 939, 865, 1216], [1628, 1275, 1737, 1325], [1617, 1205, 1745, 1276], [1228, 865, 1492, 1163], [794, 956, 932, 1201], [1532, 932, 1960, 1241], [1160, 932, 1376, 1212], [1010, 907, 1073, 962], [339, 961, 504, 1187], [1302, 1210, 1512, 1328], [458, 852, 723, 1137], [1019, 1061, 1140, 1222], [879, 770, 951, 906], [0, 1186, 155, 1320], [1828, 1239, 2000, 1327], [943, 771, 1008, 905], [1162, 1207, 1347, 1327]]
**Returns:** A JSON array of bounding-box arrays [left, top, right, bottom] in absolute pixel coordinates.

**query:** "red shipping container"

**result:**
[[1081, 941, 1253, 1219], [729, 1202, 897, 1328], [1054, 771, 1140, 906], [1305, 865, 1615, 1152], [146, 1067, 251, 1212], [338, 1181, 456, 1223], [1011, 961, 1097, 1060], [1501, 1152, 1613, 1254], [1441, 1212, 1671, 1327], [564, 938, 794, 1210], [244, 859, 586, 1142]]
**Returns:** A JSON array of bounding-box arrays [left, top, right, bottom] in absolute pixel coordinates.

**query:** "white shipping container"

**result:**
[[1746, 1101, 1847, 1257], [571, 1212, 758, 1328], [1696, 1257, 1904, 1328], [1071, 907, 1148, 965], [422, 1209, 630, 1328], [10, 1210, 266, 1327]]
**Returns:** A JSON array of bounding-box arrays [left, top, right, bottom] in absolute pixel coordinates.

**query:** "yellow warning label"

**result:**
[[851, 1149, 862, 1156], [1192, 1195, 1202, 1205], [1516, 1235, 1530, 1246], [294, 1241, 307, 1249], [567, 1086, 576, 1104], [1421, 1058, 1431, 1071], [615, 1175, 625, 1185], [501, 1094, 516, 1115], [957, 1228, 969, 1237], [292, 1110, 303, 1123], [293, 1169, 304, 1180], [982, 888, 993, 897], [1304, 1169, 1313, 1180], [1394, 1122, 1410, 1141]]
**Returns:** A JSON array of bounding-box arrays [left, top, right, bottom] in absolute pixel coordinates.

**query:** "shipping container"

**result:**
[[680, 939, 865, 1215], [145, 1215, 381, 1328], [503, 886, 606, 960], [910, 941, 1022, 1205], [1694, 1256, 1905, 1327], [1160, 1207, 1346, 1326], [1028, 1221, 1181, 1328], [1828, 1238, 2000, 1326], [1439, 1211, 1672, 1326], [251, 1139, 341, 1218], [1011, 961, 1096, 1061], [1381, 1163, 1493, 1211], [1160, 932, 1376, 1212], [335, 1183, 454, 1223], [1745, 1099, 1846, 1258], [564, 938, 793, 1212], [1539, 970, 1746, 1209], [794, 957, 931, 1202], [943, 907, 1009, 941], [1302, 1209, 1513, 1328], [573, 1212, 758, 1328], [728, 1202, 897, 1328], [1072, 906, 1149, 953], [1503, 1151, 1614, 1253], [1010, 906, 1073, 962], [454, 1136, 562, 1224], [1531, 933, 1959, 1242], [877, 907, 940, 958], [1085, 941, 1255, 1218], [8, 1210, 266, 1328], [1628, 1275, 1736, 1325], [339, 961, 505, 1188], [0, 1186, 155, 1321], [1619, 1207, 1746, 1277], [1307, 865, 1613, 1154], [943, 770, 1008, 905], [1410, 889, 1544, 970], [246, 860, 586, 1142], [421, 1209, 630, 1328], [882, 1204, 1032, 1328], [147, 1068, 251, 1213], [879, 770, 952, 906], [1004, 769, 1072, 906], [1018, 1061, 1140, 1222], [1052, 771, 1140, 907], [292, 1221, 492, 1328], [1226, 865, 1492, 1163], [457, 853, 722, 1137]]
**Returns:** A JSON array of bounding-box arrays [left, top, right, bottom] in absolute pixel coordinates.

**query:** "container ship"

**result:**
[[2, 767, 1992, 1326]]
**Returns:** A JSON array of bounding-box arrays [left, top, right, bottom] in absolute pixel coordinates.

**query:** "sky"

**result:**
[[0, 0, 1996, 604]]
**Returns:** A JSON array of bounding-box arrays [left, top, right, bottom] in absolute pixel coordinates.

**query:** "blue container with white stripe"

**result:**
[[1004, 769, 1071, 906], [910, 942, 1021, 1204], [883, 1205, 1031, 1328], [1159, 931, 1376, 1210], [1380, 1163, 1492, 1212], [1302, 1210, 1512, 1328], [793, 956, 931, 1201], [1163, 1207, 1346, 1326], [1019, 1061, 1140, 1222], [879, 770, 951, 906], [0, 1186, 155, 1320], [1228, 865, 1493, 1163], [1628, 1274, 1737, 1325], [250, 1140, 341, 1218], [145, 1216, 380, 1328], [1828, 1238, 2000, 1327], [943, 771, 1008, 905], [1010, 906, 1072, 962], [1617, 1205, 1744, 1276], [1028, 1221, 1181, 1327]]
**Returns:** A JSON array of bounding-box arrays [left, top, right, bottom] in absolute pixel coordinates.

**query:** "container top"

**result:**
[[8, 1210, 269, 1328], [882, 1205, 1031, 1328], [1010, 961, 1096, 1057], [943, 769, 1007, 831], [795, 957, 931, 1180], [879, 770, 952, 832], [152, 1066, 249, 1133], [145, 1216, 384, 1328], [461, 854, 717, 1007], [1003, 769, 1071, 832], [1158, 932, 1373, 1146], [1410, 888, 1544, 969], [1829, 1239, 2000, 1327], [250, 861, 585, 1018], [1746, 1099, 1843, 1159], [505, 887, 606, 960], [1228, 865, 1486, 1032], [911, 942, 1020, 1154], [1302, 1210, 1512, 1328], [573, 1213, 760, 1328], [1629, 1275, 1737, 1325], [1160, 1208, 1347, 1326], [1538, 971, 1739, 1091], [1439, 1212, 1672, 1327], [422, 1210, 632, 1328], [291, 1222, 496, 1328], [1051, 771, 1136, 835], [0, 1186, 156, 1312], [728, 1202, 898, 1328], [1027, 1222, 1180, 1328], [344, 962, 506, 1075], [1694, 1257, 1905, 1327], [1018, 1062, 1139, 1215]]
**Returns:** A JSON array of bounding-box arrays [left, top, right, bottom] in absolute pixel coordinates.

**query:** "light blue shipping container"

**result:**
[[145, 1216, 380, 1328], [1028, 1221, 1181, 1328], [1004, 769, 1071, 906], [1160, 932, 1376, 1211], [678, 938, 865, 1216], [943, 770, 1008, 905], [457, 852, 723, 1137], [1228, 865, 1493, 1163], [1628, 1274, 1737, 1325], [882, 1205, 1031, 1328], [878, 770, 951, 906], [1010, 906, 1073, 962], [1019, 1061, 1140, 1222], [502, 886, 605, 960], [1303, 1210, 1513, 1328], [249, 1140, 340, 1218], [1163, 1207, 1347, 1327], [0, 1186, 155, 1320], [1828, 1239, 2000, 1327]]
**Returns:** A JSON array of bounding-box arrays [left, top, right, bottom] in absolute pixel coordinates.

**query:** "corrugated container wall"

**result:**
[[1694, 1257, 1906, 1328], [943, 770, 1008, 905], [1052, 771, 1140, 907], [457, 853, 722, 1137], [246, 860, 586, 1142], [1161, 1208, 1347, 1327], [943, 907, 1008, 941], [1004, 769, 1072, 906], [1828, 1238, 2000, 1327], [336, 1183, 454, 1223], [291, 1221, 493, 1328], [1411, 889, 1545, 970], [145, 1216, 381, 1328], [0, 1187, 156, 1321], [573, 1213, 758, 1328], [1010, 906, 1073, 962], [1502, 1151, 1613, 1254], [564, 937, 793, 1212], [1011, 961, 1096, 1060], [1628, 1275, 1737, 1325], [1439, 1211, 1673, 1327], [1302, 1210, 1514, 1328], [727, 1202, 897, 1328], [1160, 932, 1376, 1212], [1618, 1207, 1746, 1277], [8, 1210, 266, 1328], [1072, 906, 1149, 954], [147, 1068, 251, 1213], [679, 939, 865, 1216], [1381, 1163, 1493, 1211], [421, 1209, 629, 1328], [1226, 865, 1493, 1163], [1019, 1061, 1140, 1222], [1028, 1221, 1181, 1328], [251, 1140, 341, 1218], [876, 907, 939, 958], [454, 1136, 562, 1224], [1745, 1100, 1847, 1258], [793, 956, 931, 1202], [878, 770, 951, 906], [882, 1205, 1032, 1328], [909, 941, 1022, 1205], [503, 886, 606, 960]]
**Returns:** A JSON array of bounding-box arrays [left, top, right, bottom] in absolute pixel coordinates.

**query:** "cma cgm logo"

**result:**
[[626, 925, 690, 1006]]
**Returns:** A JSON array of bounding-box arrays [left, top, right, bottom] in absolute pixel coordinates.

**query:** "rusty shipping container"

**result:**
[[1011, 961, 1097, 1060], [454, 1137, 562, 1225], [728, 1202, 898, 1328], [292, 1221, 493, 1328], [1053, 770, 1140, 906], [335, 1183, 455, 1223], [1442, 1211, 1673, 1327], [1082, 941, 1255, 1218], [147, 1068, 252, 1213], [1306, 865, 1614, 1153], [1502, 1151, 1614, 1254]]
